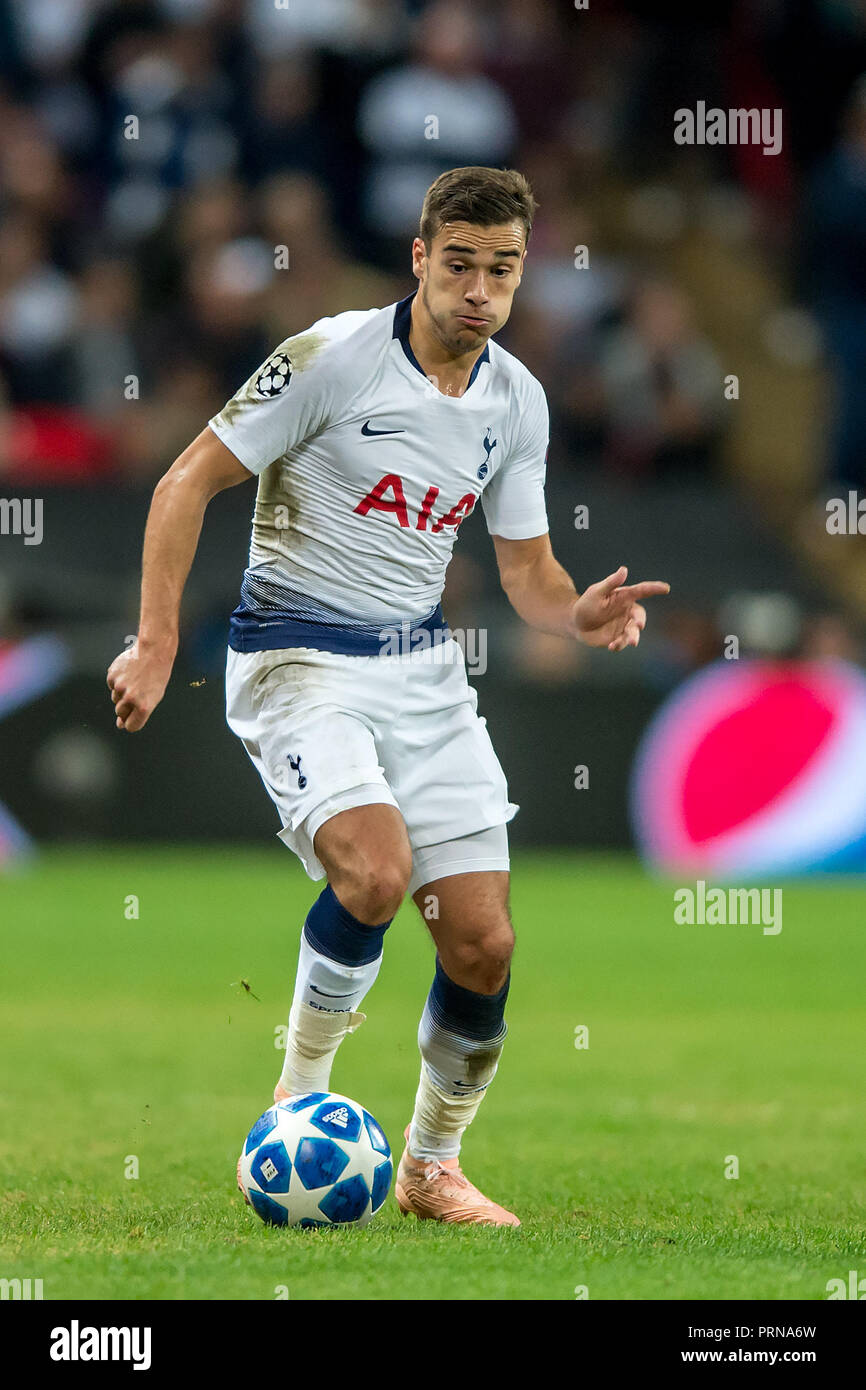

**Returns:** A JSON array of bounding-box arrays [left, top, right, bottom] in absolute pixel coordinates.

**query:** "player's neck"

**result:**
[[408, 294, 485, 398]]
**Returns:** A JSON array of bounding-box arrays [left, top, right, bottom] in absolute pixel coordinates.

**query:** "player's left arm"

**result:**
[[492, 533, 670, 652], [485, 380, 668, 651]]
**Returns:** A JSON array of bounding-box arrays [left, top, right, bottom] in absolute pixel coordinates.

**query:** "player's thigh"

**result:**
[[226, 647, 400, 879], [382, 645, 516, 848]]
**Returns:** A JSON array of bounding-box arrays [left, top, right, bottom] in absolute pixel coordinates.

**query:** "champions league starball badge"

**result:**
[[255, 352, 293, 397]]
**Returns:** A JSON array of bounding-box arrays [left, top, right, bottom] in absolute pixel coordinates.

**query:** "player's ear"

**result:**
[[411, 236, 427, 269]]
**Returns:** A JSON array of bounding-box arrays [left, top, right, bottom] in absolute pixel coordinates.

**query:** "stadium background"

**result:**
[[1, 0, 865, 856]]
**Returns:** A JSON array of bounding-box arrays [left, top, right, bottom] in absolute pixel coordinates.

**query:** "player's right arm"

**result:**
[[106, 427, 252, 732], [108, 313, 362, 731]]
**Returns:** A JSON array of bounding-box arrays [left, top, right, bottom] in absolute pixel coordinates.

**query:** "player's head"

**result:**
[[412, 166, 536, 355]]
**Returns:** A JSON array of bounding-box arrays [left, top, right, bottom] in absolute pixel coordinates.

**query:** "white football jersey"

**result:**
[[208, 291, 549, 653]]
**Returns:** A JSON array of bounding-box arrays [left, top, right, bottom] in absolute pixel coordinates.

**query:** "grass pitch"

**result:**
[[0, 848, 863, 1300]]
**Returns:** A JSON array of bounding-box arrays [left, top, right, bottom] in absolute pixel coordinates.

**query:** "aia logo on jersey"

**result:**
[[354, 474, 475, 533]]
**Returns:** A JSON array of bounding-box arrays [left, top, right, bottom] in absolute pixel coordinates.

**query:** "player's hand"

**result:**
[[106, 640, 174, 731], [572, 566, 670, 652]]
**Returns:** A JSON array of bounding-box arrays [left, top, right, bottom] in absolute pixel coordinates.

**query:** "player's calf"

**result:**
[[395, 951, 518, 1224], [276, 805, 413, 1099]]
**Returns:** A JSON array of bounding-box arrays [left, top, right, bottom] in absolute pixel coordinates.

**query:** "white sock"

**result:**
[[408, 1013, 507, 1162], [278, 930, 382, 1096]]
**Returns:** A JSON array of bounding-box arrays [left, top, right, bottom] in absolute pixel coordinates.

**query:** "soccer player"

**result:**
[[107, 166, 669, 1226]]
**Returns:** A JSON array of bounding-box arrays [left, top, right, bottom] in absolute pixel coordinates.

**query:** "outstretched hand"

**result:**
[[572, 566, 670, 652]]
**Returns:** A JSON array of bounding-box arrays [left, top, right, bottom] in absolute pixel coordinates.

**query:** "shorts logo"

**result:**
[[255, 352, 292, 397], [288, 754, 307, 789]]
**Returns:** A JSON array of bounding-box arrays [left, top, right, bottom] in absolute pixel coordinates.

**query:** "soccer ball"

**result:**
[[255, 352, 292, 397], [238, 1092, 392, 1228]]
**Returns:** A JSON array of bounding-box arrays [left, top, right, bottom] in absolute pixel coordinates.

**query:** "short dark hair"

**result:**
[[420, 166, 537, 250]]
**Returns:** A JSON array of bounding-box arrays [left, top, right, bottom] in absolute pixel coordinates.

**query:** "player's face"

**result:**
[[413, 220, 526, 356]]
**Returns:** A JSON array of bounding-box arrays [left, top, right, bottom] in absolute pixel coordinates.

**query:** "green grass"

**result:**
[[1, 848, 864, 1300]]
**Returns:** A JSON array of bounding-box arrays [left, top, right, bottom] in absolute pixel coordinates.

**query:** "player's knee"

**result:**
[[448, 920, 514, 994], [341, 854, 411, 925], [360, 863, 410, 923]]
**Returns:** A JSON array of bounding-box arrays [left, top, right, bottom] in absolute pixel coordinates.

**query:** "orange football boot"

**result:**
[[395, 1127, 520, 1227]]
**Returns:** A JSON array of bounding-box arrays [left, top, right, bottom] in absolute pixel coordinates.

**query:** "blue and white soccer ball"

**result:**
[[239, 1092, 392, 1228]]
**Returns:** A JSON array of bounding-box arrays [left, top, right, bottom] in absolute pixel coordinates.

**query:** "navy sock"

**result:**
[[427, 955, 510, 1040], [302, 883, 392, 967]]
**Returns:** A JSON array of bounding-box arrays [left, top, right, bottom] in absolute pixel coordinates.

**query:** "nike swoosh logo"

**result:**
[[361, 421, 406, 437], [309, 986, 356, 999]]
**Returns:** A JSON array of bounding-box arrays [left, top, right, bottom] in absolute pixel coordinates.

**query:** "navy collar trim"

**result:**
[[392, 291, 490, 392]]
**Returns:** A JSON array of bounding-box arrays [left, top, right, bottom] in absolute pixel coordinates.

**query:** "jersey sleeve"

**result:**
[[480, 379, 550, 539], [207, 326, 339, 476]]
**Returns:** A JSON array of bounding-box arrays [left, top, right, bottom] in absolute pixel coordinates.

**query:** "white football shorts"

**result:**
[[225, 637, 517, 890]]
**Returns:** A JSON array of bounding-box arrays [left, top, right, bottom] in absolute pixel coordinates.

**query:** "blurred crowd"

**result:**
[[0, 0, 863, 491]]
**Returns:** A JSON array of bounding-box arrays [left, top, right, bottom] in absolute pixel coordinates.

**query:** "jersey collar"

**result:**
[[393, 290, 490, 392]]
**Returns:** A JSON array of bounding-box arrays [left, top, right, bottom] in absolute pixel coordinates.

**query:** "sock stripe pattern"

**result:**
[[420, 956, 509, 1097], [426, 955, 509, 1042], [302, 883, 391, 966], [408, 957, 510, 1161]]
